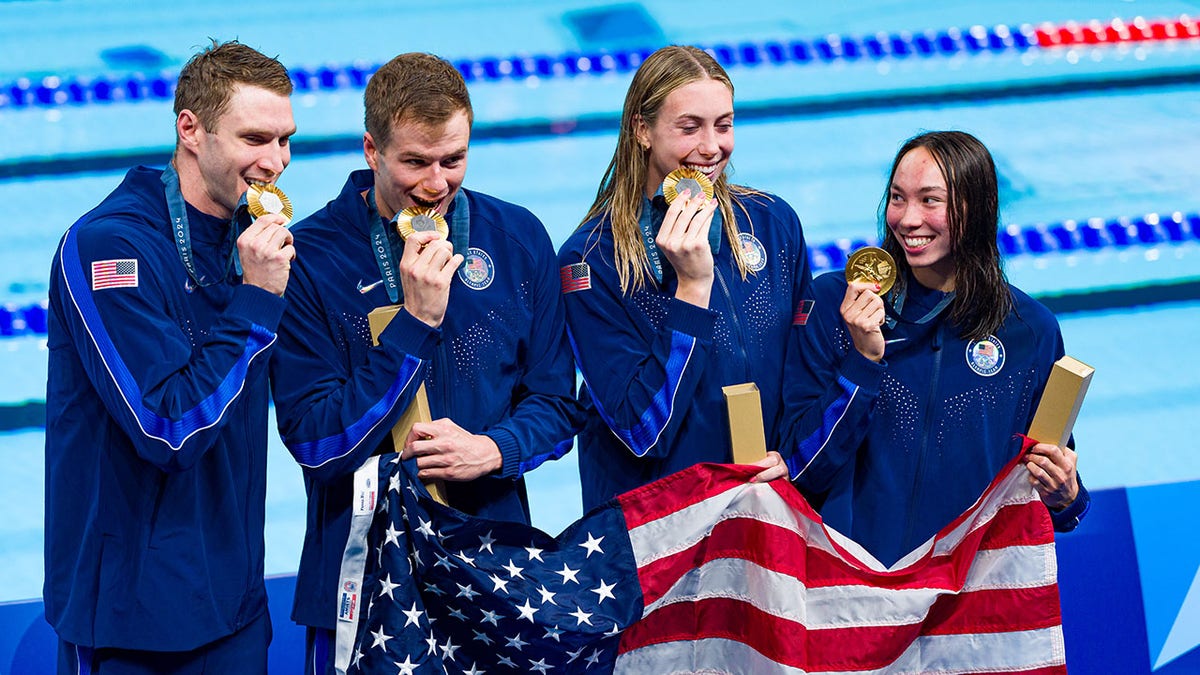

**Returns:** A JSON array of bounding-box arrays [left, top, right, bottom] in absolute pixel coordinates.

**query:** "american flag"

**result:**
[[337, 451, 1065, 674], [559, 263, 592, 294], [91, 258, 139, 290], [793, 299, 814, 325]]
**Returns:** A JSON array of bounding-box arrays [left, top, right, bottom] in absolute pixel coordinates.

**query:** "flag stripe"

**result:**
[[619, 586, 1062, 670], [638, 542, 1058, 631], [615, 629, 1066, 675], [636, 501, 1054, 609]]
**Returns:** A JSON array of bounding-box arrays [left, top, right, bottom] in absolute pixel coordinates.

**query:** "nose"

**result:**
[[258, 142, 289, 179], [696, 126, 719, 157], [898, 201, 923, 229], [420, 165, 448, 197]]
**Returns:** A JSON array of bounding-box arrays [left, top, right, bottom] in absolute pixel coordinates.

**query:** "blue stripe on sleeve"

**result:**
[[286, 354, 425, 468], [579, 330, 697, 458], [518, 436, 574, 476], [59, 228, 275, 451], [787, 375, 859, 479]]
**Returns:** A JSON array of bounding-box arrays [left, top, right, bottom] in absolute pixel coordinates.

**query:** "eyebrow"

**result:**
[[398, 146, 468, 160], [892, 184, 946, 193]]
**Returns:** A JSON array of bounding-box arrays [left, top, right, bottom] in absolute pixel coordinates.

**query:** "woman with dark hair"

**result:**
[[557, 45, 811, 509], [778, 130, 1089, 566]]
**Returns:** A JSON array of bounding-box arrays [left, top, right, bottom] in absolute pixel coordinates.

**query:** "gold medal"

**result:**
[[845, 246, 897, 294], [246, 183, 293, 225], [662, 168, 715, 204], [395, 207, 449, 241]]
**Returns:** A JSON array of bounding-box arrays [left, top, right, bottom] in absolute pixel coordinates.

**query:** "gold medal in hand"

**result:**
[[662, 168, 714, 204], [845, 246, 897, 294], [246, 183, 294, 225], [395, 207, 449, 241]]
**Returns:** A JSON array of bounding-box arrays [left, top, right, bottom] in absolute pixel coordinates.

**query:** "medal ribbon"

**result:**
[[161, 162, 249, 287], [636, 189, 723, 285], [885, 284, 956, 327], [367, 188, 470, 304]]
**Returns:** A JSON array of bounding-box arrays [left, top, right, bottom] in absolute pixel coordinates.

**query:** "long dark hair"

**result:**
[[879, 131, 1012, 340]]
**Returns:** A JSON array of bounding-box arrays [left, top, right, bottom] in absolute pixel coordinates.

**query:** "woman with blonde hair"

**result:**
[[557, 45, 811, 509]]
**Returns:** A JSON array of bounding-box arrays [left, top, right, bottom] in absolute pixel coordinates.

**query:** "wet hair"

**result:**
[[579, 45, 760, 294], [173, 39, 291, 133], [879, 130, 1012, 340], [364, 52, 473, 151]]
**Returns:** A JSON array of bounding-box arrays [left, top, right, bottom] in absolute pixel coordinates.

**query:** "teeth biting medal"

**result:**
[[246, 182, 293, 225], [662, 167, 714, 204], [846, 246, 897, 294]]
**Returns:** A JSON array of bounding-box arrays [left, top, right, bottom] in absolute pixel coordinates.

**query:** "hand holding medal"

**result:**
[[841, 246, 895, 362], [238, 182, 296, 297]]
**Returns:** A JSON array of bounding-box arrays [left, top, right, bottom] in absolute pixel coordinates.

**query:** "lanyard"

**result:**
[[885, 283, 956, 327], [366, 188, 470, 304], [161, 162, 247, 287], [636, 190, 723, 285]]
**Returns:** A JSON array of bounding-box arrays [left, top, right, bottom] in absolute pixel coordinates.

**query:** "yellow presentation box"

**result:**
[[1027, 355, 1095, 448], [722, 383, 768, 465]]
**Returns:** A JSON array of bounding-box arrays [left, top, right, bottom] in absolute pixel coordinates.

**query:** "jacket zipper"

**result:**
[[903, 323, 943, 551], [714, 265, 752, 383]]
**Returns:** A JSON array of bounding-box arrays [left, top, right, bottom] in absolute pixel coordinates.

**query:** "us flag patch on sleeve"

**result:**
[[560, 262, 592, 293], [92, 259, 139, 290], [793, 299, 815, 325]]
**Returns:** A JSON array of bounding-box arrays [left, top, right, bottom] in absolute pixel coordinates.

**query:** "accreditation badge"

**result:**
[[246, 182, 294, 225]]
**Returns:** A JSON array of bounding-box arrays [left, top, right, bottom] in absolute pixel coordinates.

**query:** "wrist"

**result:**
[[674, 278, 712, 308]]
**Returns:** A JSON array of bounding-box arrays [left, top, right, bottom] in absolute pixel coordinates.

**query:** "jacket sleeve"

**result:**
[[50, 221, 284, 473], [269, 256, 438, 484], [559, 235, 717, 461], [482, 229, 586, 479], [776, 277, 885, 493]]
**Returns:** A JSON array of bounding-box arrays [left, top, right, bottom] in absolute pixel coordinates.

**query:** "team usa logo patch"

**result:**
[[91, 259, 139, 290], [737, 232, 768, 272], [966, 335, 1006, 377], [793, 299, 815, 326], [560, 262, 592, 293], [458, 247, 495, 291]]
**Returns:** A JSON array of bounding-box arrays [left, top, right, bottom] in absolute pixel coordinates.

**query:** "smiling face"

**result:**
[[885, 146, 957, 291], [636, 78, 734, 198], [365, 109, 470, 221], [183, 83, 295, 219]]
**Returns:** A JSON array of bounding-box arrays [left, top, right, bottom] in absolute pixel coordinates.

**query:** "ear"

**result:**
[[363, 132, 379, 172], [176, 109, 203, 151], [633, 115, 651, 151]]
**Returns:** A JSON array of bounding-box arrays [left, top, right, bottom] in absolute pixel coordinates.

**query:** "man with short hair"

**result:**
[[269, 52, 582, 674], [45, 40, 296, 673]]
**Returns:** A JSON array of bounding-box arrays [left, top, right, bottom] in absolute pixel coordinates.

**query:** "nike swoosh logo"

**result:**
[[357, 279, 384, 294]]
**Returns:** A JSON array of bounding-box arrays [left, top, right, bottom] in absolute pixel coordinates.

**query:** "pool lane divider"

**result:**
[[3, 16, 1198, 111]]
